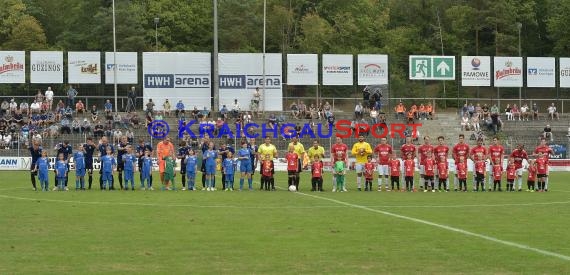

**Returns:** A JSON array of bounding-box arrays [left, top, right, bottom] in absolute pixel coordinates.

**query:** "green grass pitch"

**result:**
[[1, 171, 569, 274]]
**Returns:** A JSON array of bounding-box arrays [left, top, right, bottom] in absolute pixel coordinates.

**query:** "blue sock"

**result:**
[[75, 179, 79, 189], [240, 178, 244, 190], [248, 178, 253, 189]]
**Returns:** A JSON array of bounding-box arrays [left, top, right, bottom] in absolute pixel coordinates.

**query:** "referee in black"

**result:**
[[83, 137, 96, 189], [28, 140, 43, 191]]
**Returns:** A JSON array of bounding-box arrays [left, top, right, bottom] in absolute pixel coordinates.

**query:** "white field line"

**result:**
[[291, 190, 570, 262]]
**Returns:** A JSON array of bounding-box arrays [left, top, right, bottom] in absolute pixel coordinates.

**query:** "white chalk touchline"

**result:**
[[293, 190, 570, 262]]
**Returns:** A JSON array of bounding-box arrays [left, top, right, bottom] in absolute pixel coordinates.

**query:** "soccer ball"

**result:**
[[289, 185, 297, 192]]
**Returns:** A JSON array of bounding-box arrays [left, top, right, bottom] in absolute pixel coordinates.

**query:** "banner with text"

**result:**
[[68, 52, 101, 84], [526, 57, 555, 88], [0, 51, 25, 83], [461, 56, 491, 86], [218, 53, 283, 111], [30, 51, 63, 83], [493, 57, 523, 87], [143, 52, 211, 111], [559, 58, 570, 88], [286, 54, 318, 85], [322, 54, 353, 85], [357, 54, 388, 85], [105, 52, 138, 84]]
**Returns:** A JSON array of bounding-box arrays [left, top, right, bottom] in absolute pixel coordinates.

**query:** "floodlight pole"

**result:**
[[517, 22, 522, 108], [213, 0, 219, 112], [154, 17, 160, 52], [112, 0, 118, 113]]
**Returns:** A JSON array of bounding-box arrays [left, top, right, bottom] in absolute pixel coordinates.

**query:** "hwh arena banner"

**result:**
[[526, 57, 555, 88], [68, 52, 101, 84], [0, 51, 25, 83], [143, 52, 211, 111], [105, 52, 138, 84], [493, 57, 523, 87], [218, 53, 283, 111], [286, 54, 318, 85], [322, 54, 353, 85], [559, 58, 570, 88], [357, 54, 388, 85], [461, 56, 491, 86], [30, 51, 63, 83]]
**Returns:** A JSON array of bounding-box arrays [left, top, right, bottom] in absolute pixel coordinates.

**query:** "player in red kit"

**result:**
[[470, 138, 487, 191], [526, 159, 537, 192], [403, 153, 415, 191], [473, 152, 486, 191], [491, 158, 503, 191], [418, 136, 434, 192], [374, 137, 393, 191], [452, 134, 470, 191], [436, 155, 449, 191], [533, 138, 553, 191], [456, 156, 468, 192], [423, 151, 436, 192], [510, 144, 529, 191], [506, 158, 517, 191], [536, 152, 549, 192], [487, 137, 504, 191], [433, 136, 449, 186], [261, 154, 275, 191], [330, 137, 348, 192], [285, 145, 299, 189], [364, 156, 375, 191], [388, 153, 401, 191], [311, 155, 324, 192]]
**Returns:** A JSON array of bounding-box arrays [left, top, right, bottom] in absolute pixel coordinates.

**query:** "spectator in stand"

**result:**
[[505, 104, 513, 121], [354, 102, 364, 120], [475, 103, 482, 119], [72, 118, 81, 134], [418, 103, 427, 120], [190, 106, 199, 120], [461, 103, 468, 118], [163, 99, 171, 117], [13, 110, 24, 125], [532, 103, 539, 120], [144, 99, 154, 117], [471, 114, 480, 131], [243, 111, 252, 124], [75, 100, 85, 114], [125, 129, 134, 144], [55, 100, 64, 113], [547, 103, 559, 120], [81, 118, 91, 133], [64, 106, 73, 119], [130, 113, 140, 128], [490, 104, 499, 115], [406, 108, 415, 123], [35, 89, 44, 104], [175, 100, 185, 118], [67, 85, 78, 108], [60, 117, 71, 134], [268, 113, 277, 129], [309, 103, 317, 120], [93, 120, 104, 138], [298, 101, 307, 118], [201, 106, 210, 119], [543, 124, 553, 142], [490, 112, 500, 134], [511, 104, 520, 120], [0, 99, 9, 116], [520, 104, 530, 121], [290, 102, 299, 119], [426, 103, 434, 120], [231, 99, 241, 119], [30, 100, 41, 114], [104, 100, 113, 115], [45, 87, 54, 110], [395, 102, 406, 120], [2, 133, 12, 149], [220, 105, 228, 120], [40, 100, 49, 112], [9, 98, 17, 114], [104, 120, 113, 138], [467, 103, 475, 118], [482, 104, 490, 119], [20, 101, 29, 115], [461, 113, 470, 131], [91, 105, 98, 122], [113, 112, 125, 129], [370, 107, 379, 124]]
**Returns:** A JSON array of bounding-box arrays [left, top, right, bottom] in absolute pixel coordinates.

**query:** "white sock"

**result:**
[[377, 177, 382, 188], [332, 175, 336, 189], [454, 175, 458, 189], [385, 177, 390, 188], [545, 177, 549, 190], [517, 177, 523, 189], [357, 176, 362, 188]]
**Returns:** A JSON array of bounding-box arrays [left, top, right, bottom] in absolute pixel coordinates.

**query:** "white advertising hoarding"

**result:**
[[0, 51, 25, 83], [218, 53, 283, 111], [30, 51, 63, 83], [461, 56, 491, 86], [68, 51, 101, 84], [560, 58, 570, 88], [526, 57, 555, 88], [322, 54, 353, 85], [286, 54, 318, 85], [357, 54, 388, 85], [143, 52, 211, 111], [493, 57, 523, 87], [105, 52, 138, 84]]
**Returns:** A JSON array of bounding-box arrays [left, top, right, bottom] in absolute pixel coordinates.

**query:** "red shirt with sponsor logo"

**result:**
[[364, 162, 375, 180], [475, 160, 486, 174], [510, 149, 528, 170], [389, 159, 401, 177], [286, 152, 299, 171], [453, 143, 470, 164], [403, 159, 415, 177], [506, 163, 516, 180], [534, 145, 553, 161], [401, 143, 416, 159], [434, 145, 449, 164], [418, 144, 434, 165], [536, 157, 548, 174], [488, 145, 505, 165], [311, 161, 323, 178], [331, 143, 349, 162], [424, 158, 436, 176], [492, 164, 503, 181], [261, 160, 274, 177], [437, 161, 448, 179], [527, 165, 537, 181], [374, 144, 392, 165], [456, 162, 467, 179], [470, 145, 487, 161]]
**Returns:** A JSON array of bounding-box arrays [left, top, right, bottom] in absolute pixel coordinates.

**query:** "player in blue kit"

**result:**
[[53, 140, 72, 190], [100, 146, 117, 190], [136, 138, 153, 189], [222, 152, 236, 191], [54, 153, 68, 191], [185, 149, 198, 190], [98, 137, 115, 190], [203, 141, 217, 191], [73, 144, 86, 190], [237, 141, 253, 191], [36, 151, 50, 191], [141, 149, 153, 190], [122, 145, 137, 190]]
